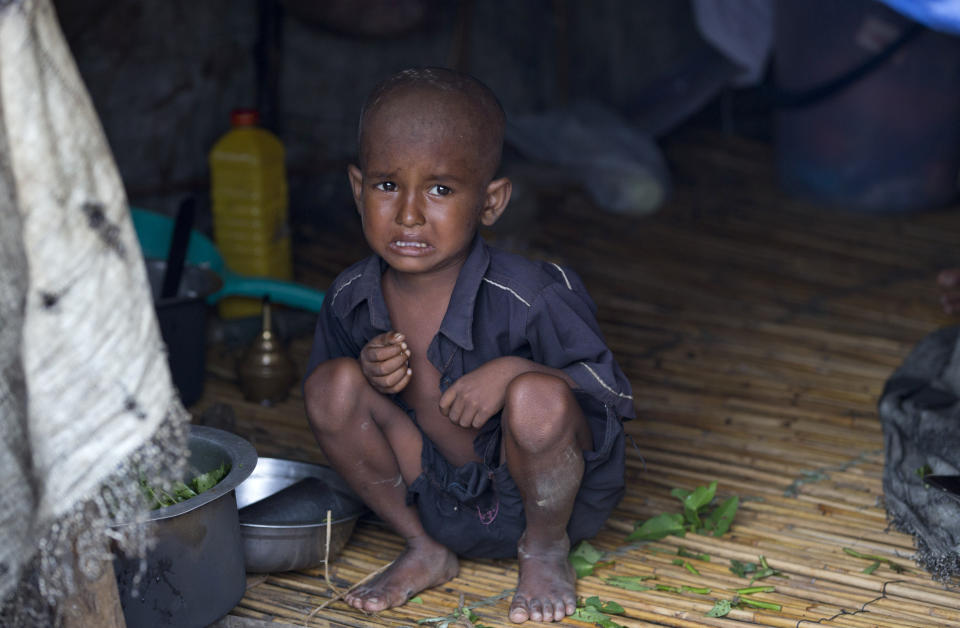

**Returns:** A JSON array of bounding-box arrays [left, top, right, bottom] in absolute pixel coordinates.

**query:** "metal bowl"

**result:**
[[235, 457, 366, 573], [113, 425, 257, 628]]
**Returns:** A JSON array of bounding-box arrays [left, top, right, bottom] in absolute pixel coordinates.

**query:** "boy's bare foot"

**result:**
[[345, 536, 459, 613], [938, 269, 960, 314], [508, 535, 577, 623]]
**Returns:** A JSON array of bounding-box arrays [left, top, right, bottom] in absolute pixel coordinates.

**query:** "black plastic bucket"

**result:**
[[145, 259, 222, 406]]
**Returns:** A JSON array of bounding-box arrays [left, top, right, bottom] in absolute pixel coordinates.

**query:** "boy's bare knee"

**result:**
[[305, 357, 366, 432], [503, 372, 577, 452]]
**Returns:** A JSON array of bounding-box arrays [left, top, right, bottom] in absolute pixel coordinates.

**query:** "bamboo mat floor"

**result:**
[[197, 132, 960, 627]]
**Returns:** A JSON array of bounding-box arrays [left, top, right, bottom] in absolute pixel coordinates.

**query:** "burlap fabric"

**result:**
[[0, 0, 189, 623], [879, 326, 960, 581]]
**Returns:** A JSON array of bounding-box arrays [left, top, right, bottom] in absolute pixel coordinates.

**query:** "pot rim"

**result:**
[[239, 510, 364, 530]]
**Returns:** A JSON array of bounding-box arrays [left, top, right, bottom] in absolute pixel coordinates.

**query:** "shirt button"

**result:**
[[441, 376, 452, 386]]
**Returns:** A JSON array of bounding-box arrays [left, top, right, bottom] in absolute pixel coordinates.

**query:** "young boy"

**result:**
[[303, 67, 634, 624]]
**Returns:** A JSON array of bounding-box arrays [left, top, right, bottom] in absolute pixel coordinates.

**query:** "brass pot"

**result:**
[[237, 299, 297, 404]]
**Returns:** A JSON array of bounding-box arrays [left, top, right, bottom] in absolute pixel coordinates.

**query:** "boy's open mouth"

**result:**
[[390, 240, 432, 254]]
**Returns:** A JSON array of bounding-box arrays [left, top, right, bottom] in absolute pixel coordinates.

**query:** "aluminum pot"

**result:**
[[236, 457, 365, 573], [113, 425, 257, 628]]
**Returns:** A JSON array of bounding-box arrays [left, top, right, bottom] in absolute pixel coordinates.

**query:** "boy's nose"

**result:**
[[395, 192, 425, 227]]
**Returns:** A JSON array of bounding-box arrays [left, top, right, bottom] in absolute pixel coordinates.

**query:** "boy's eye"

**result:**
[[429, 184, 452, 196], [374, 181, 397, 192]]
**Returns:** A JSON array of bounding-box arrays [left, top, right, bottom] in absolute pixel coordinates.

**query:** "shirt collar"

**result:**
[[338, 254, 392, 332], [338, 235, 490, 349], [439, 234, 489, 351]]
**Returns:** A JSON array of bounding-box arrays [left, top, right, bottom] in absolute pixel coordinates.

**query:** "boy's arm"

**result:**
[[304, 297, 358, 377], [438, 356, 575, 428], [526, 280, 635, 420], [439, 269, 634, 428]]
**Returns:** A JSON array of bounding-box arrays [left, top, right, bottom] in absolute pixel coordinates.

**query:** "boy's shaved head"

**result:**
[[358, 67, 506, 181]]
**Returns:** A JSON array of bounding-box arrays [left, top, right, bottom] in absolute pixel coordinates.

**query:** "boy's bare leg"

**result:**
[[304, 358, 458, 612], [502, 373, 592, 623]]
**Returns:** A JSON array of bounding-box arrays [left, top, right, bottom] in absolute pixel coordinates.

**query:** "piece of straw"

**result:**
[[303, 520, 397, 628], [323, 509, 342, 599], [306, 561, 393, 617]]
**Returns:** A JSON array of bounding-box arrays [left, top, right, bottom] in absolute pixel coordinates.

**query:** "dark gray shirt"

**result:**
[[306, 235, 635, 420]]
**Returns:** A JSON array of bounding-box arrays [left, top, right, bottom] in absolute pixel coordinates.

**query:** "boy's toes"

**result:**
[[529, 599, 544, 622], [510, 594, 548, 623], [562, 596, 576, 618], [539, 600, 554, 622], [508, 595, 530, 623], [552, 598, 571, 621], [363, 596, 388, 613]]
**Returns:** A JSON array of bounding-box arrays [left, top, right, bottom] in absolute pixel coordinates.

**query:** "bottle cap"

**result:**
[[230, 108, 260, 127]]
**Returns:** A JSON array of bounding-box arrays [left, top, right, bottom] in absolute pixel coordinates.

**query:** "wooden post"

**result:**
[[60, 556, 126, 628]]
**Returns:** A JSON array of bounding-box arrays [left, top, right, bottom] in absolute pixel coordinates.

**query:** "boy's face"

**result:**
[[349, 89, 510, 279]]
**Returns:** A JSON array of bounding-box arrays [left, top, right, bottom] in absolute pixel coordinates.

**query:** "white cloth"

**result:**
[[0, 0, 188, 615]]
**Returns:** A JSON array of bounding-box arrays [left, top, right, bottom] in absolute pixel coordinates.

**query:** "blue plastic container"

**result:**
[[132, 207, 325, 312]]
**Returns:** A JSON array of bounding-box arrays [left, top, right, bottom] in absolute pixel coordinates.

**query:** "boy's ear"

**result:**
[[347, 164, 363, 212], [480, 177, 511, 227]]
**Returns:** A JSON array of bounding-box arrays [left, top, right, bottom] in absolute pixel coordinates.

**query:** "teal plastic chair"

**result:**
[[132, 207, 325, 312]]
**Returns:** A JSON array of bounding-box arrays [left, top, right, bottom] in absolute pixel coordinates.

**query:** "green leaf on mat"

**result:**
[[730, 556, 783, 582], [572, 606, 622, 628], [627, 512, 686, 542], [571, 540, 604, 564], [729, 559, 758, 578], [842, 547, 908, 574], [408, 596, 423, 604], [705, 495, 739, 536], [632, 481, 739, 551], [739, 596, 782, 611], [677, 546, 710, 562], [705, 599, 732, 617], [682, 481, 717, 528], [575, 596, 626, 628], [603, 575, 655, 591], [571, 556, 596, 579], [570, 540, 606, 578]]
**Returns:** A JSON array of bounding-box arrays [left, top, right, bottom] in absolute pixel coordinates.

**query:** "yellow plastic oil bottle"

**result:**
[[209, 108, 293, 318]]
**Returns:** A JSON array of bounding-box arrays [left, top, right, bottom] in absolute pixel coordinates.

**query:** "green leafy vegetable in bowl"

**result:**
[[139, 462, 231, 509]]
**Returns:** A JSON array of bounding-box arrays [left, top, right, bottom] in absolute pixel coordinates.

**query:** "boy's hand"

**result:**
[[438, 358, 522, 428], [360, 331, 412, 394]]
